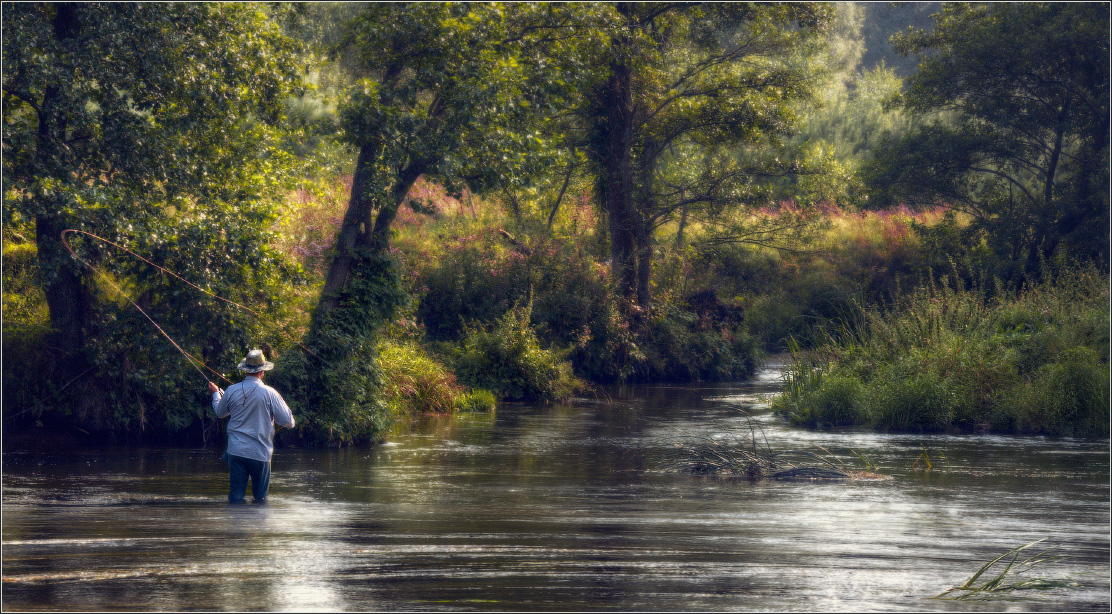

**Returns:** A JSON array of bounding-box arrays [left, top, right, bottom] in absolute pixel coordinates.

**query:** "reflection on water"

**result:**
[[3, 363, 1109, 611]]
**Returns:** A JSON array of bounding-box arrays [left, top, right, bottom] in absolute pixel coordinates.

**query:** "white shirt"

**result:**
[[211, 376, 295, 462]]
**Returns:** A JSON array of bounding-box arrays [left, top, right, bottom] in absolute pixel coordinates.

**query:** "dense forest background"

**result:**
[[3, 2, 1107, 444]]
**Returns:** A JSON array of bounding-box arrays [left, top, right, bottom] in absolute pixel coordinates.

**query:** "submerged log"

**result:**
[[771, 467, 851, 481]]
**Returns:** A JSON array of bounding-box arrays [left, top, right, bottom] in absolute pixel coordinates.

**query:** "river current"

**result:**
[[3, 361, 1109, 611]]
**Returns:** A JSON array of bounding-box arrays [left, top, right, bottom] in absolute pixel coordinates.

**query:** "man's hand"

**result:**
[[207, 381, 220, 394]]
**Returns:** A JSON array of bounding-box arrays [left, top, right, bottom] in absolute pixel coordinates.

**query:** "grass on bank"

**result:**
[[774, 263, 1110, 437]]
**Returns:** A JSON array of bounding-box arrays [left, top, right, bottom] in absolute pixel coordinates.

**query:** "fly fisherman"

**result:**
[[207, 349, 295, 504]]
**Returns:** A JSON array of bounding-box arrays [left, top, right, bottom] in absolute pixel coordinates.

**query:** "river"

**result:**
[[3, 361, 1109, 611]]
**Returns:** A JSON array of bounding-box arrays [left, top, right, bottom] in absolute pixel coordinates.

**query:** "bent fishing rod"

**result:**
[[60, 228, 320, 388]]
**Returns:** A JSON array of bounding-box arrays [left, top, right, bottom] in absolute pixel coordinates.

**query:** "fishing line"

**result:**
[[61, 229, 320, 385]]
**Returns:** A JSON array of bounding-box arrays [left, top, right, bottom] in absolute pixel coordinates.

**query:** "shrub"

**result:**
[[409, 227, 642, 381], [640, 302, 759, 381], [450, 305, 578, 402], [415, 228, 530, 341]]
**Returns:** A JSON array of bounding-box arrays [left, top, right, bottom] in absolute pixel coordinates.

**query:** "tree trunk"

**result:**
[[367, 162, 426, 252], [676, 201, 688, 248], [635, 229, 652, 312], [1049, 99, 1109, 258], [546, 162, 574, 229], [317, 143, 378, 314], [315, 141, 427, 322], [602, 36, 637, 302], [37, 213, 89, 349], [38, 3, 88, 350], [1043, 98, 1070, 206]]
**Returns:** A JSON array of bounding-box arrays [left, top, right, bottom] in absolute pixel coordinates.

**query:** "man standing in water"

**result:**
[[207, 349, 295, 504]]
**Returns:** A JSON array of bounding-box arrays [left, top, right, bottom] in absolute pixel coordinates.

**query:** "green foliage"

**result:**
[[408, 225, 641, 382], [449, 305, 579, 403], [1, 240, 47, 328], [296, 3, 590, 439], [867, 2, 1110, 273], [774, 264, 1110, 437], [639, 302, 759, 382], [576, 2, 838, 305], [2, 3, 309, 437], [336, 3, 578, 194], [415, 228, 531, 341]]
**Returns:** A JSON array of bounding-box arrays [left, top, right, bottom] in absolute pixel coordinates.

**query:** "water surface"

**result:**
[[3, 363, 1109, 611]]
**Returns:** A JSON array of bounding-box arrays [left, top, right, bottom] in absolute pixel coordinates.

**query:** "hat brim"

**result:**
[[237, 360, 274, 373]]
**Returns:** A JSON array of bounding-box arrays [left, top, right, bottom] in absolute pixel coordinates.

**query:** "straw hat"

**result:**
[[237, 349, 274, 373]]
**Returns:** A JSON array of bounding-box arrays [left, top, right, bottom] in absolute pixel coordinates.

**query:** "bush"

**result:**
[[409, 227, 646, 382], [415, 228, 530, 341], [639, 302, 759, 381], [450, 305, 579, 402]]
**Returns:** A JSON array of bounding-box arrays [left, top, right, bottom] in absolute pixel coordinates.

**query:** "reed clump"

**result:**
[[934, 539, 1078, 600], [774, 264, 1109, 437], [661, 411, 884, 481]]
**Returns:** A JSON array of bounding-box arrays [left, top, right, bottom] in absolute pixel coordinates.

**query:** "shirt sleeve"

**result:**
[[271, 390, 295, 428], [212, 388, 229, 418]]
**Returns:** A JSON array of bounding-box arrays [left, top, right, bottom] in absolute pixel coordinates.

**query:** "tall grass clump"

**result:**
[[377, 340, 463, 416], [774, 341, 868, 429], [774, 263, 1109, 437]]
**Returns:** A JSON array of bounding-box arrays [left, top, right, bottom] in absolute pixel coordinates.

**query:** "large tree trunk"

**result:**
[[37, 3, 89, 350], [368, 162, 426, 252], [602, 34, 637, 302], [317, 143, 379, 315], [37, 213, 89, 349], [314, 141, 427, 323]]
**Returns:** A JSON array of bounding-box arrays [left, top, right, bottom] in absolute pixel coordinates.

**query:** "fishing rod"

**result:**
[[60, 228, 320, 387]]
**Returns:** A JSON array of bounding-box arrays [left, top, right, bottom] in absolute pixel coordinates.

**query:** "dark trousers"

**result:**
[[227, 454, 271, 504]]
